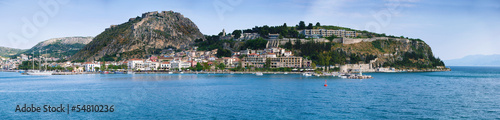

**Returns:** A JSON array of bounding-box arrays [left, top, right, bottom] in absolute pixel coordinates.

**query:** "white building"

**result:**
[[160, 62, 171, 70], [128, 59, 144, 70], [265, 53, 277, 58], [171, 61, 191, 69], [84, 62, 101, 72], [299, 29, 357, 38], [143, 61, 159, 71]]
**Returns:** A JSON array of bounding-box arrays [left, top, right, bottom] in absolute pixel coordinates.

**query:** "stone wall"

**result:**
[[341, 37, 411, 44]]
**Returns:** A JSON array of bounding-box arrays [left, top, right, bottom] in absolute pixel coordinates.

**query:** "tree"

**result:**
[[298, 21, 306, 30], [307, 23, 313, 29], [315, 22, 321, 27], [264, 59, 271, 69], [232, 30, 242, 39], [94, 67, 100, 72], [294, 39, 302, 49], [217, 63, 226, 70], [283, 23, 287, 27], [241, 38, 268, 50], [202, 62, 210, 70], [217, 49, 232, 58], [284, 39, 293, 49], [195, 63, 203, 71]]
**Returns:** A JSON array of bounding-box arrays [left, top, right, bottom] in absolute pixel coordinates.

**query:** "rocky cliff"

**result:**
[[333, 38, 445, 69], [71, 11, 204, 61]]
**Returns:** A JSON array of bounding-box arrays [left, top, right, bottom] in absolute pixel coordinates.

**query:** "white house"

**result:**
[[265, 53, 277, 58], [283, 51, 292, 57], [84, 62, 101, 72]]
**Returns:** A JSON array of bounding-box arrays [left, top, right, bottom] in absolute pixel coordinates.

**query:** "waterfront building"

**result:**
[[160, 62, 171, 70], [127, 59, 144, 70], [84, 62, 101, 72], [268, 57, 302, 68]]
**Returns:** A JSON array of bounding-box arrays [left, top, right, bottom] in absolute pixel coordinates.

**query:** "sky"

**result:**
[[0, 0, 498, 60]]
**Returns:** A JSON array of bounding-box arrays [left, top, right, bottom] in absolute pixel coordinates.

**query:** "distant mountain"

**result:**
[[19, 36, 93, 58], [70, 11, 204, 61], [445, 54, 500, 66], [0, 46, 26, 57]]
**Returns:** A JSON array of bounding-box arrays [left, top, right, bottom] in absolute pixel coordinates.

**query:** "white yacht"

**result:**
[[26, 70, 54, 75], [255, 72, 263, 76], [302, 72, 312, 77]]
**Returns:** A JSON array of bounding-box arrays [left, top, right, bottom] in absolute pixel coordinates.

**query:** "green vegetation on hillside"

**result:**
[[195, 35, 235, 51], [0, 47, 26, 57], [241, 23, 303, 38], [21, 42, 87, 58], [240, 38, 267, 50], [216, 49, 232, 58]]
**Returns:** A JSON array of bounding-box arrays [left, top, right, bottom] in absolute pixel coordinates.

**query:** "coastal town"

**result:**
[[0, 27, 448, 78], [0, 12, 449, 78]]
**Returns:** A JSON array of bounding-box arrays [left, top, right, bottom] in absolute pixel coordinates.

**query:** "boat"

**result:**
[[256, 72, 263, 76], [26, 70, 54, 75], [339, 75, 348, 79], [168, 72, 173, 74], [127, 70, 135, 74], [302, 72, 312, 77], [284, 72, 288, 74], [26, 50, 53, 75]]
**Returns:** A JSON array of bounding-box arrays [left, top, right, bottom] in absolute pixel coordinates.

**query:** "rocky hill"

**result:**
[[70, 11, 204, 61], [0, 47, 25, 57], [19, 36, 93, 58], [330, 38, 445, 69]]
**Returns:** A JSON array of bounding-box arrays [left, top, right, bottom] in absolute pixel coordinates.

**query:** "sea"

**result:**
[[1, 66, 499, 119]]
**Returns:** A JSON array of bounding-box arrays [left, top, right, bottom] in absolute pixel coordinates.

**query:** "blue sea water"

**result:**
[[1, 66, 500, 119]]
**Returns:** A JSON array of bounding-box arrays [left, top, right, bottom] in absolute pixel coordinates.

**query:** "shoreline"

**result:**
[[2, 68, 451, 76]]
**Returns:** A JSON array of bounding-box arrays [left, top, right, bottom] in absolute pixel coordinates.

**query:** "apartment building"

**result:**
[[299, 29, 356, 38]]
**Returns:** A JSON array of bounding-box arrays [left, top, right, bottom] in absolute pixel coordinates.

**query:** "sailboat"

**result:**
[[26, 50, 53, 75]]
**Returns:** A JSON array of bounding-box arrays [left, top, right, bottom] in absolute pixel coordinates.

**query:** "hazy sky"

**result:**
[[0, 0, 498, 60]]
